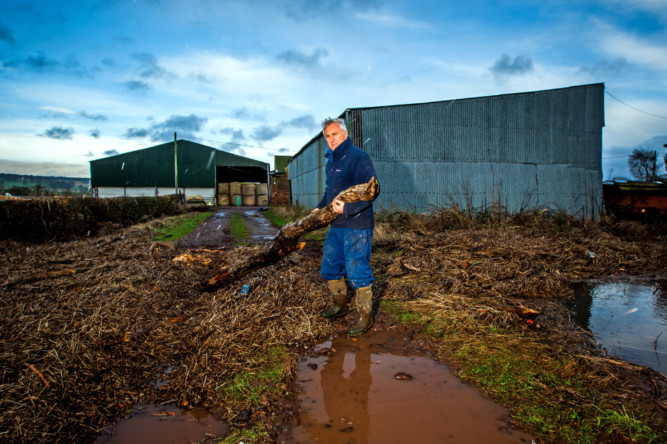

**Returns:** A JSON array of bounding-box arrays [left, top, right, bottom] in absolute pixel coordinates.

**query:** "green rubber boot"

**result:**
[[321, 277, 348, 319], [347, 285, 374, 336]]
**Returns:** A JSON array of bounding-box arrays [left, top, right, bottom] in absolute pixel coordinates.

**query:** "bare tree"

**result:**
[[628, 148, 657, 182]]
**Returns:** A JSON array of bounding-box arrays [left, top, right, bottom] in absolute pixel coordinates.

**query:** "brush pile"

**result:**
[[1, 209, 665, 442]]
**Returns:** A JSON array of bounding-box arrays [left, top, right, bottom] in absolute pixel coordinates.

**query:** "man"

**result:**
[[313, 117, 379, 336]]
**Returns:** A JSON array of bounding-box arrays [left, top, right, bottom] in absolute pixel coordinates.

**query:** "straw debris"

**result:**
[[0, 208, 665, 442]]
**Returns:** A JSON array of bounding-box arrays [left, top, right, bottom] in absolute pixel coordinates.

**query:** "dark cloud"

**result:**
[[113, 34, 133, 45], [277, 147, 291, 153], [4, 52, 91, 77], [90, 129, 101, 138], [63, 54, 92, 78], [579, 57, 627, 78], [131, 52, 170, 79], [80, 111, 108, 122], [0, 22, 15, 45], [6, 53, 59, 72], [124, 80, 150, 93], [252, 125, 282, 142], [286, 114, 317, 130], [85, 151, 95, 157], [191, 72, 215, 84], [125, 128, 149, 139], [103, 149, 120, 156], [42, 126, 74, 140], [222, 145, 246, 156], [220, 127, 246, 141], [101, 58, 115, 68], [490, 54, 534, 79], [229, 108, 266, 121], [276, 48, 328, 69], [124, 114, 208, 142]]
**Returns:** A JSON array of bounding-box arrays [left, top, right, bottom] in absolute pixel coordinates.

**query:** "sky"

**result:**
[[1, 0, 666, 180]]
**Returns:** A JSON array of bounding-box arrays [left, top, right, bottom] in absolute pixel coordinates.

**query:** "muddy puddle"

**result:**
[[290, 329, 534, 443], [566, 279, 666, 375], [95, 404, 228, 444]]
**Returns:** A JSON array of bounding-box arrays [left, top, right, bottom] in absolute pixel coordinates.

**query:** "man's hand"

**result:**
[[332, 198, 344, 213]]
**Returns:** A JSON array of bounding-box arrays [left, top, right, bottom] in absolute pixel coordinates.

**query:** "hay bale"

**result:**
[[241, 183, 256, 196], [230, 182, 242, 195], [217, 194, 230, 206], [217, 183, 230, 194], [242, 194, 256, 206], [256, 194, 269, 206], [255, 183, 268, 196]]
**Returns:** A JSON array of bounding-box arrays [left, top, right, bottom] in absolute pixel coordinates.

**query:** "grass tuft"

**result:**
[[153, 211, 214, 241]]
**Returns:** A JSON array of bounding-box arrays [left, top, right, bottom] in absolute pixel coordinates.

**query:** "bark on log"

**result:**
[[201, 176, 380, 292]]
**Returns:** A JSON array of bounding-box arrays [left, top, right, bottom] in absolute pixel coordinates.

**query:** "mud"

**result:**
[[1, 209, 665, 443], [176, 207, 279, 249], [289, 325, 534, 444], [95, 404, 228, 443]]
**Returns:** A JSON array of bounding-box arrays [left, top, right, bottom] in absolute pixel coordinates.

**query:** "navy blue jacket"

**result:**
[[316, 137, 378, 229]]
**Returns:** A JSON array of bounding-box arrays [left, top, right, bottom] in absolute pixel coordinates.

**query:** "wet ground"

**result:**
[[3, 209, 665, 443], [95, 404, 228, 444], [176, 210, 535, 442], [290, 327, 534, 444], [176, 206, 279, 249], [566, 278, 667, 375]]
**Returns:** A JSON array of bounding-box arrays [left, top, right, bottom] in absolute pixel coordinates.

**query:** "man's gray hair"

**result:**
[[322, 117, 347, 133]]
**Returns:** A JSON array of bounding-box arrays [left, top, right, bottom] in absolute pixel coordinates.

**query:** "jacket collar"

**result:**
[[326, 137, 352, 160]]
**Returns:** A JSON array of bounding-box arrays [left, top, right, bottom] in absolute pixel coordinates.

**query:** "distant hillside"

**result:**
[[0, 173, 91, 194]]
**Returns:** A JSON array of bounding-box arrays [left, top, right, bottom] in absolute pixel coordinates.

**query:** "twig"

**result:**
[[25, 364, 50, 387]]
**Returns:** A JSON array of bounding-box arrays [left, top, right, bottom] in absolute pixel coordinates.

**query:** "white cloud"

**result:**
[[605, 0, 667, 19], [595, 21, 667, 73], [354, 11, 433, 30]]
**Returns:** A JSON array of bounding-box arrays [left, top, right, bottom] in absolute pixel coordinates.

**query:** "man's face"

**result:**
[[323, 122, 348, 150]]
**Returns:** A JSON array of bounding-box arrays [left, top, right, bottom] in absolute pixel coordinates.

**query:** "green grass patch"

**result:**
[[262, 208, 290, 227], [221, 424, 268, 444], [262, 207, 327, 241], [229, 212, 249, 242], [219, 346, 293, 408], [380, 300, 665, 444], [153, 211, 214, 242]]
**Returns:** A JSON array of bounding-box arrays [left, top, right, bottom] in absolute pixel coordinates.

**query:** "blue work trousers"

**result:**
[[320, 227, 374, 290]]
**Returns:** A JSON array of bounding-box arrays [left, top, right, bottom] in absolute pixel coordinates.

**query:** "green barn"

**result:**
[[90, 139, 270, 204]]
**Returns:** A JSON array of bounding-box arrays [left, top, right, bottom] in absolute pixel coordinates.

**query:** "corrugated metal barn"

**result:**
[[90, 139, 270, 204], [288, 83, 605, 218]]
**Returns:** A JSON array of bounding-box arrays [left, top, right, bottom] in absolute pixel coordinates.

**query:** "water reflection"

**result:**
[[566, 280, 666, 375], [291, 331, 534, 443]]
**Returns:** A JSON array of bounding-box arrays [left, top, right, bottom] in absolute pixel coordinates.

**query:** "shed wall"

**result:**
[[289, 84, 604, 217], [91, 140, 269, 189]]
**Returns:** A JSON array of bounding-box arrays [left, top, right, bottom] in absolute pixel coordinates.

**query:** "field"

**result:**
[[1, 207, 666, 443]]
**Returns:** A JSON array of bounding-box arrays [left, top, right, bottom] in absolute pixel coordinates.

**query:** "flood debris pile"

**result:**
[[0, 226, 330, 442], [371, 210, 667, 442], [0, 209, 665, 443]]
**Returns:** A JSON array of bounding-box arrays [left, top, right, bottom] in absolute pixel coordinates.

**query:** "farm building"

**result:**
[[90, 139, 270, 205], [288, 83, 605, 218]]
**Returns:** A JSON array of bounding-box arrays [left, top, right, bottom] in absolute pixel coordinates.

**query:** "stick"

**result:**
[[201, 177, 380, 291], [25, 364, 50, 387]]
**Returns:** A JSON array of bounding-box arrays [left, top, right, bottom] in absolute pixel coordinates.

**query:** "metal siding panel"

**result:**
[[91, 140, 267, 189], [289, 84, 603, 216]]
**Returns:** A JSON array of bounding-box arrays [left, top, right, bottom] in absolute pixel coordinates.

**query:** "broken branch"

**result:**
[[201, 176, 380, 291]]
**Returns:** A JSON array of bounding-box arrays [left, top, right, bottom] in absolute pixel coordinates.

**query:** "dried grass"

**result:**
[[0, 209, 665, 442], [0, 226, 330, 442]]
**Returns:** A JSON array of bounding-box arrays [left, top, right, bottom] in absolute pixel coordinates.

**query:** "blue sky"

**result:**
[[1, 0, 666, 179]]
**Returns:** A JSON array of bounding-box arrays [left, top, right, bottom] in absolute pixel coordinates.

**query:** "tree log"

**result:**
[[201, 176, 379, 291]]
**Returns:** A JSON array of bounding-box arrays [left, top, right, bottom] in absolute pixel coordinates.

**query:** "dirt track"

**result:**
[[176, 207, 280, 249]]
